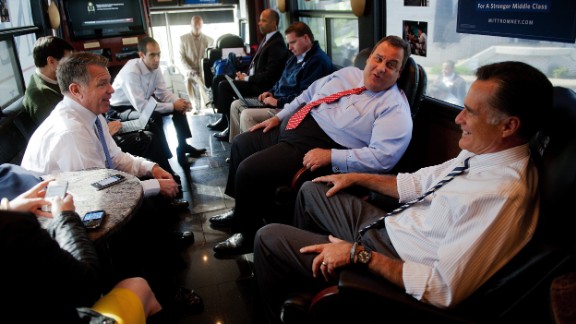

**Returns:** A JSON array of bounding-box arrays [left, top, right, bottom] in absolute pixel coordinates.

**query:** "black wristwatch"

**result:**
[[356, 248, 372, 265]]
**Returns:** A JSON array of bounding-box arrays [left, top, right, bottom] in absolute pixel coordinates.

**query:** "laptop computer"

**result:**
[[224, 75, 265, 107], [116, 97, 157, 134]]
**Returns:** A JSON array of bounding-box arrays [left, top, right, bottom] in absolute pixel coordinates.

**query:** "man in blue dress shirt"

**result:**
[[210, 35, 414, 255]]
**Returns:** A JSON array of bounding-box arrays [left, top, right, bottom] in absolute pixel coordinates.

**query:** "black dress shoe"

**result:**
[[209, 210, 235, 227], [173, 230, 195, 246], [213, 127, 229, 141], [207, 117, 227, 131], [177, 144, 206, 158], [170, 198, 189, 209], [213, 232, 253, 255], [174, 287, 204, 314]]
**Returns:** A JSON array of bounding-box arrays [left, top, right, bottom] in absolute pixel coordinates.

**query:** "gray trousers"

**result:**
[[253, 181, 399, 323]]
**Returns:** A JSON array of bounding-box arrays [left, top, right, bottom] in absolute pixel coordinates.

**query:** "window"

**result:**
[[297, 0, 351, 11], [387, 1, 576, 107], [16, 33, 36, 88], [0, 0, 36, 111], [0, 38, 24, 109], [300, 16, 358, 67], [296, 0, 358, 67], [149, 6, 239, 68]]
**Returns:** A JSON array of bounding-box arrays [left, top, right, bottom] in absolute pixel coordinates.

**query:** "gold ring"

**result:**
[[321, 261, 327, 266]]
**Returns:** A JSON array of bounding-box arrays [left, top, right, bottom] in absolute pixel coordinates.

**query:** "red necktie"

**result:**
[[285, 86, 367, 130]]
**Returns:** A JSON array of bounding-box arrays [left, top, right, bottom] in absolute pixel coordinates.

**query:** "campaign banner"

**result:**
[[182, 0, 220, 4], [457, 0, 576, 43]]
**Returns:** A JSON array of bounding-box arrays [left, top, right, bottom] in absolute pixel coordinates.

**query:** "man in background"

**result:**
[[208, 8, 289, 140], [180, 16, 214, 113], [228, 21, 334, 142], [432, 60, 467, 105], [110, 37, 206, 164], [23, 36, 73, 128]]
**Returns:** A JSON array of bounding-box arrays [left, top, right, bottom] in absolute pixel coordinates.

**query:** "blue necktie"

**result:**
[[94, 117, 113, 169], [357, 157, 471, 241]]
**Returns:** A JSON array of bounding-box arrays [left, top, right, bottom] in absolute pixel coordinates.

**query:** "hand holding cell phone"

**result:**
[[49, 194, 76, 217], [42, 180, 69, 212]]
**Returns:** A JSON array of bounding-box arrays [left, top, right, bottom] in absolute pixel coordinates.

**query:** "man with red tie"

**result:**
[[209, 35, 414, 255]]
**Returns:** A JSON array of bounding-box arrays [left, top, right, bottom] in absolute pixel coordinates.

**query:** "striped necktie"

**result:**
[[285, 86, 367, 130], [94, 117, 113, 169], [357, 157, 472, 241]]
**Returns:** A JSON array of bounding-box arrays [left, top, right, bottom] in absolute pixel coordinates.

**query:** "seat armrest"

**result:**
[[338, 269, 472, 323]]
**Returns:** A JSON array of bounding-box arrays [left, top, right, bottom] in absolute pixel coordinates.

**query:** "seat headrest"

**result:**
[[216, 34, 245, 49], [353, 48, 372, 70], [397, 57, 427, 117]]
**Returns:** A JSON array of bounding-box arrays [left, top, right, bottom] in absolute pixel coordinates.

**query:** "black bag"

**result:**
[[113, 130, 153, 157]]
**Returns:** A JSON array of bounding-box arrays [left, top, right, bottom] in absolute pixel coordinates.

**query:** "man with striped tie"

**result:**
[[253, 61, 553, 322], [210, 36, 413, 255]]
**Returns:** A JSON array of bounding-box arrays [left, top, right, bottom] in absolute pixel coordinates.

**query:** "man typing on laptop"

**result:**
[[227, 22, 334, 143], [109, 36, 206, 165]]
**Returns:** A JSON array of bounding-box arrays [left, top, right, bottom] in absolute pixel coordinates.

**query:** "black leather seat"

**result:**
[[202, 34, 246, 89], [279, 87, 576, 324]]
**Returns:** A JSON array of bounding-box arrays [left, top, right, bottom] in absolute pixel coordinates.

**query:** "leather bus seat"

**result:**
[[202, 34, 246, 88]]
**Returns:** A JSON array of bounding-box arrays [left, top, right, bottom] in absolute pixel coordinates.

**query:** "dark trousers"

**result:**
[[110, 105, 192, 157], [113, 130, 174, 174], [225, 116, 344, 233], [105, 197, 184, 306]]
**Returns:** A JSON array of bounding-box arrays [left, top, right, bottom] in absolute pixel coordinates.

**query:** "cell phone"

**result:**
[[43, 180, 69, 212], [45, 180, 68, 199], [91, 174, 126, 190], [82, 210, 105, 229]]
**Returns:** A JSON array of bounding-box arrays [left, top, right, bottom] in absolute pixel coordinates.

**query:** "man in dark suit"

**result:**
[[208, 8, 290, 140]]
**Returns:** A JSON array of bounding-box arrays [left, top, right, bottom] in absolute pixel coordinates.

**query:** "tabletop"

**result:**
[[41, 168, 143, 242]]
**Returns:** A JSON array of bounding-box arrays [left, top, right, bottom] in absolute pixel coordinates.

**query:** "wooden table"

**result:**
[[41, 168, 143, 242]]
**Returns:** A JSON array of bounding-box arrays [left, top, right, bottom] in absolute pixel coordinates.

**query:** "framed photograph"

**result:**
[[403, 20, 428, 57]]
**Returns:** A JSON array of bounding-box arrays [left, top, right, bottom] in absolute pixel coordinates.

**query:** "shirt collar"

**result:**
[[63, 96, 100, 125], [462, 143, 530, 171], [296, 47, 310, 64], [136, 59, 153, 76], [264, 30, 278, 43], [36, 68, 58, 85]]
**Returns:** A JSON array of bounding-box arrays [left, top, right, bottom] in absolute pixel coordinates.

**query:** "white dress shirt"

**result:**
[[21, 96, 160, 197], [110, 58, 178, 114], [387, 145, 539, 307]]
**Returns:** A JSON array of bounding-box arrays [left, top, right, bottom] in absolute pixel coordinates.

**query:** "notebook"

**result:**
[[224, 75, 265, 107], [117, 97, 157, 134]]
